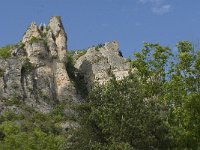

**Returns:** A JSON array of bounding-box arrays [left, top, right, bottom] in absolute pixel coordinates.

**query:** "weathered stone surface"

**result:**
[[75, 41, 131, 90], [0, 16, 80, 114], [0, 17, 131, 115], [0, 59, 23, 99], [22, 22, 41, 43], [49, 16, 67, 63]]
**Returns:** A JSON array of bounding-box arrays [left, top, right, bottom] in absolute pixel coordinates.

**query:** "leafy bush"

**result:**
[[0, 121, 66, 150], [29, 36, 41, 44], [21, 58, 33, 74], [0, 45, 14, 59], [29, 36, 47, 46], [4, 94, 22, 106], [0, 104, 71, 150], [0, 68, 4, 77]]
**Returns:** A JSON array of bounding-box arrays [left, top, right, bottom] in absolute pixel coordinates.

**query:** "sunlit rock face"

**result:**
[[75, 41, 131, 90], [0, 16, 131, 114], [0, 16, 80, 114]]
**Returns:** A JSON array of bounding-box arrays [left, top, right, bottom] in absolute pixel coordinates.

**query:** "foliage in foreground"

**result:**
[[0, 105, 70, 150], [132, 41, 200, 149], [68, 76, 172, 150]]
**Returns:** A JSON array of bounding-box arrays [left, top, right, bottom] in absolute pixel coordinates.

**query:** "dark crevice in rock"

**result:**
[[118, 50, 123, 57], [51, 32, 56, 42], [2, 75, 7, 93], [20, 67, 27, 101], [50, 76, 59, 105], [31, 71, 39, 102], [43, 76, 58, 106], [78, 60, 93, 93], [52, 61, 59, 102], [66, 59, 88, 99]]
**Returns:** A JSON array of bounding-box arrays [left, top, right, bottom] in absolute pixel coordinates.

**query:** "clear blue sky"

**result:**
[[1, 0, 200, 57]]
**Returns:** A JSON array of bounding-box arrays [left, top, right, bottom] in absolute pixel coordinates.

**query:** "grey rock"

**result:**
[[0, 17, 131, 115], [0, 16, 80, 114], [75, 41, 131, 90], [22, 22, 41, 43]]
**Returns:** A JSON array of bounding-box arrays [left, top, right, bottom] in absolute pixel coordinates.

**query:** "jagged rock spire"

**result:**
[[22, 22, 41, 43], [21, 16, 68, 66], [49, 16, 64, 38], [48, 16, 67, 63]]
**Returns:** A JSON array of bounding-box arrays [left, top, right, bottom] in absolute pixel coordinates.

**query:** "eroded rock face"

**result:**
[[0, 16, 80, 114], [22, 22, 41, 43], [75, 41, 131, 90], [0, 17, 131, 114]]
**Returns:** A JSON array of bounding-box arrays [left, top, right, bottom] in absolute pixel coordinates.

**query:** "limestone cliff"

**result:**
[[74, 41, 130, 90], [0, 16, 131, 114], [0, 17, 79, 114]]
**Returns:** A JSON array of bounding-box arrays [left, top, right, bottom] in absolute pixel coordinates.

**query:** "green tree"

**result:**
[[132, 42, 173, 97], [165, 41, 200, 149], [69, 75, 172, 150], [132, 41, 200, 149]]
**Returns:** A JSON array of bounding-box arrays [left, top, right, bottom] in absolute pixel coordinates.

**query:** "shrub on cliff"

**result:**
[[0, 45, 14, 59]]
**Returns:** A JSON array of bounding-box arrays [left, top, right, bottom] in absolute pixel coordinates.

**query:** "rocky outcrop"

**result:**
[[74, 41, 131, 90], [0, 16, 79, 114], [0, 17, 131, 114]]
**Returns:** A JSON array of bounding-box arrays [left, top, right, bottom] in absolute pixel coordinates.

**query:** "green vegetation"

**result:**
[[68, 41, 200, 149], [75, 50, 87, 59], [29, 36, 47, 46], [0, 42, 26, 59], [4, 94, 23, 107], [132, 41, 200, 149], [95, 43, 105, 51], [68, 76, 172, 150], [0, 45, 14, 59], [126, 56, 131, 62], [0, 104, 72, 150], [46, 26, 50, 31], [21, 58, 33, 73], [0, 41, 200, 149], [0, 69, 4, 77], [29, 36, 41, 44], [15, 41, 25, 50], [67, 49, 87, 61]]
